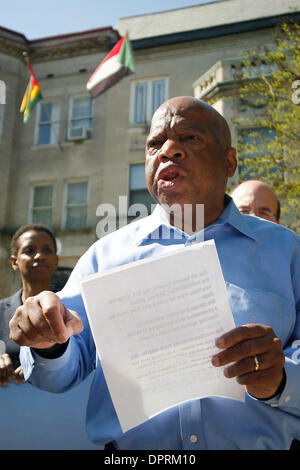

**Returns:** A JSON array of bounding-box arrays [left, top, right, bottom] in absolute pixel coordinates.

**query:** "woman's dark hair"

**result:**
[[11, 223, 57, 256]]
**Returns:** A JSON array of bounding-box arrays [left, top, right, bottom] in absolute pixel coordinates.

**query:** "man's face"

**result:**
[[231, 183, 279, 223], [145, 98, 236, 226]]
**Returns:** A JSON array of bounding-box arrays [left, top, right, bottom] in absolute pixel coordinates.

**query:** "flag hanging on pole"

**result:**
[[20, 60, 42, 123], [87, 35, 135, 98]]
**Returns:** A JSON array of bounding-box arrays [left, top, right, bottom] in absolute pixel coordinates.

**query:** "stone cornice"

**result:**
[[131, 12, 300, 50], [0, 26, 120, 62]]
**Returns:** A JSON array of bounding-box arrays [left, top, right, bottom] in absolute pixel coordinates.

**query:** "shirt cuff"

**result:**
[[20, 339, 72, 380], [252, 358, 300, 409], [276, 358, 300, 409]]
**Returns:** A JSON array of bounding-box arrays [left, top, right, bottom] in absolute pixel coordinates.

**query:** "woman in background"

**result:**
[[0, 223, 58, 387]]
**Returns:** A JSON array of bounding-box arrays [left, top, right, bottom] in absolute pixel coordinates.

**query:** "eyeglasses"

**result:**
[[239, 207, 277, 221]]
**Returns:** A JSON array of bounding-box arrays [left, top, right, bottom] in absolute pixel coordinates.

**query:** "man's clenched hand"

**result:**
[[9, 291, 83, 350]]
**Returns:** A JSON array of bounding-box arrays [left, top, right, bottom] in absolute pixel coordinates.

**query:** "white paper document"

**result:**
[[81, 240, 245, 433]]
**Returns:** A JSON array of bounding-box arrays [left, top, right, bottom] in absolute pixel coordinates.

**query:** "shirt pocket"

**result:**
[[226, 281, 295, 346]]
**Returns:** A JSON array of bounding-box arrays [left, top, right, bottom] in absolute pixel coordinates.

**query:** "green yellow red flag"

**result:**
[[20, 61, 42, 123]]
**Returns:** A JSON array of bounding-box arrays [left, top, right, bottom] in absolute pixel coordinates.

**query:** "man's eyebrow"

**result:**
[[259, 206, 273, 212], [147, 131, 165, 141]]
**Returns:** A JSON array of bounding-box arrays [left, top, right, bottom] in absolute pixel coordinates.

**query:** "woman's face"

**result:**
[[11, 230, 58, 283]]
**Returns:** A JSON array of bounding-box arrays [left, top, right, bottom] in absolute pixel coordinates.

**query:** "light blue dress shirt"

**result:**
[[20, 197, 300, 450]]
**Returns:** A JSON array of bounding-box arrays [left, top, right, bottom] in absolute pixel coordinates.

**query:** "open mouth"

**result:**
[[157, 167, 185, 189]]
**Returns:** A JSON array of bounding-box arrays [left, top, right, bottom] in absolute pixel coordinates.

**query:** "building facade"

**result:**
[[0, 0, 299, 297]]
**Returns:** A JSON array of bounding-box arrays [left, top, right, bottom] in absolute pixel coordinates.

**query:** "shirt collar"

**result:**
[[136, 194, 258, 244], [213, 194, 258, 241], [136, 204, 172, 244]]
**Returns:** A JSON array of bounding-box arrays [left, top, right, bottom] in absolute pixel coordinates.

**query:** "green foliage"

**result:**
[[231, 22, 300, 232]]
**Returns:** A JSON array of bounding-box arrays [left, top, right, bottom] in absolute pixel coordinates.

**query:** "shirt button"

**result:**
[[284, 395, 291, 403], [190, 434, 198, 443]]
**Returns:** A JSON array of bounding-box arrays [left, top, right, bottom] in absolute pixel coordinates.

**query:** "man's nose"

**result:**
[[34, 250, 44, 259], [157, 139, 186, 162]]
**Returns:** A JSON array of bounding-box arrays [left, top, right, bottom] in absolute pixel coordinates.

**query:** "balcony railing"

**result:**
[[193, 57, 276, 99]]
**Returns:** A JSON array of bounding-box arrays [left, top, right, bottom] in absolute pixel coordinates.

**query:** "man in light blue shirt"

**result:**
[[10, 97, 300, 449]]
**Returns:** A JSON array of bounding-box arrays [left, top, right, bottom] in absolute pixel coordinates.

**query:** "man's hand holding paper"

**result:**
[[213, 323, 285, 399]]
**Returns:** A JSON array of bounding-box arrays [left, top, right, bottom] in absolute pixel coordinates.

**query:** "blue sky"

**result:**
[[1, 0, 221, 39]]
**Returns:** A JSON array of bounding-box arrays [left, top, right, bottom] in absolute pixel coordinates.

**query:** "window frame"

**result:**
[[62, 180, 89, 230], [35, 100, 61, 146], [28, 183, 54, 227], [129, 162, 155, 215], [130, 77, 169, 125], [68, 95, 94, 140], [0, 103, 5, 140]]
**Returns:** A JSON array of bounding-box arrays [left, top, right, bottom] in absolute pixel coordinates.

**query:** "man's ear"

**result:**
[[10, 256, 19, 272], [226, 147, 237, 178]]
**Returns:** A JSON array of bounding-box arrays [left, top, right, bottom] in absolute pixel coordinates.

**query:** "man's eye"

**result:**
[[148, 140, 163, 149], [183, 135, 201, 141], [259, 209, 272, 216]]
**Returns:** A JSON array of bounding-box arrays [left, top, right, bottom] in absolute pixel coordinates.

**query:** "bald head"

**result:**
[[152, 96, 232, 151], [146, 95, 237, 230], [231, 180, 280, 223]]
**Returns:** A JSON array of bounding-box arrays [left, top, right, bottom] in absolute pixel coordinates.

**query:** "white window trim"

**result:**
[[129, 161, 147, 191], [128, 161, 155, 213], [62, 180, 89, 230], [130, 77, 169, 125], [34, 100, 61, 146], [68, 95, 94, 140], [0, 104, 5, 140], [28, 183, 54, 225]]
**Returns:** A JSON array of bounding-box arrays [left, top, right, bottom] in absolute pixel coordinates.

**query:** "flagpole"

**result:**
[[22, 51, 33, 73], [22, 51, 63, 152]]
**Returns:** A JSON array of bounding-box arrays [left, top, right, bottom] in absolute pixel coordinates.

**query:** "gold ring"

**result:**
[[254, 355, 259, 371]]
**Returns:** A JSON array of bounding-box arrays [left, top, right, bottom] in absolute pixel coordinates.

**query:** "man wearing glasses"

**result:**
[[230, 180, 280, 224]]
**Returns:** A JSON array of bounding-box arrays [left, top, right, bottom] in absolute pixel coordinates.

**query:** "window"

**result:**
[[36, 101, 60, 145], [30, 185, 53, 227], [68, 96, 93, 140], [129, 163, 155, 213], [64, 181, 88, 230], [0, 104, 4, 139], [238, 127, 277, 179], [131, 78, 168, 124]]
